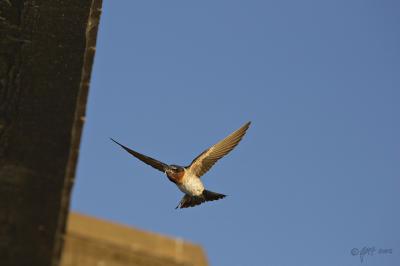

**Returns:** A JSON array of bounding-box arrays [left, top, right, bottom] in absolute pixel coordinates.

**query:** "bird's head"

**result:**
[[166, 164, 184, 175], [165, 165, 185, 183]]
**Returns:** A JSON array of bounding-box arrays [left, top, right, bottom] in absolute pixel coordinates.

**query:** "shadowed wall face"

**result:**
[[0, 1, 101, 265]]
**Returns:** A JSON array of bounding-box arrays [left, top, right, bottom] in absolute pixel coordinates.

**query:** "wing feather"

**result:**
[[110, 138, 168, 172], [188, 121, 251, 177]]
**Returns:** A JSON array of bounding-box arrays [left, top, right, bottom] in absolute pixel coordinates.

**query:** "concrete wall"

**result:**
[[61, 213, 208, 266]]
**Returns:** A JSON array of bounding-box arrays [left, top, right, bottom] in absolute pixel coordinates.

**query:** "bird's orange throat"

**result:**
[[167, 170, 185, 184]]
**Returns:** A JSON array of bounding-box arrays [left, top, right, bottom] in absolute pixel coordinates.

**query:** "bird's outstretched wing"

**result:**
[[110, 138, 168, 172], [187, 121, 251, 178]]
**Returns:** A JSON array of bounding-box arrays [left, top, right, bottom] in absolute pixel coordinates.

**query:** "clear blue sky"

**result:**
[[72, 1, 400, 265]]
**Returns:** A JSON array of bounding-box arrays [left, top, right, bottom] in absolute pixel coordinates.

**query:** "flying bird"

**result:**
[[111, 121, 251, 209]]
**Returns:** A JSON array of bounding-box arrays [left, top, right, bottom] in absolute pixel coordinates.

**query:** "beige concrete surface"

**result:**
[[60, 212, 208, 266]]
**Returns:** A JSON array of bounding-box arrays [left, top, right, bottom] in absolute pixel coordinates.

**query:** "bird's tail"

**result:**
[[202, 190, 226, 202], [176, 190, 226, 209]]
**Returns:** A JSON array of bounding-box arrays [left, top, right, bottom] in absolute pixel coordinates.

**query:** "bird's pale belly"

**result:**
[[178, 175, 204, 196]]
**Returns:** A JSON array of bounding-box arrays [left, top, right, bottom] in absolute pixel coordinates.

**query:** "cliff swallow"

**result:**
[[111, 121, 251, 209]]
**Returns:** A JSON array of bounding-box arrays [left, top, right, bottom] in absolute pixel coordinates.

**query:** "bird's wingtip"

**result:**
[[110, 137, 121, 146], [243, 121, 251, 128]]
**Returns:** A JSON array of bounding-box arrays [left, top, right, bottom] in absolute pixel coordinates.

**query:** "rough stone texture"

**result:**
[[0, 1, 102, 266], [61, 213, 209, 266]]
